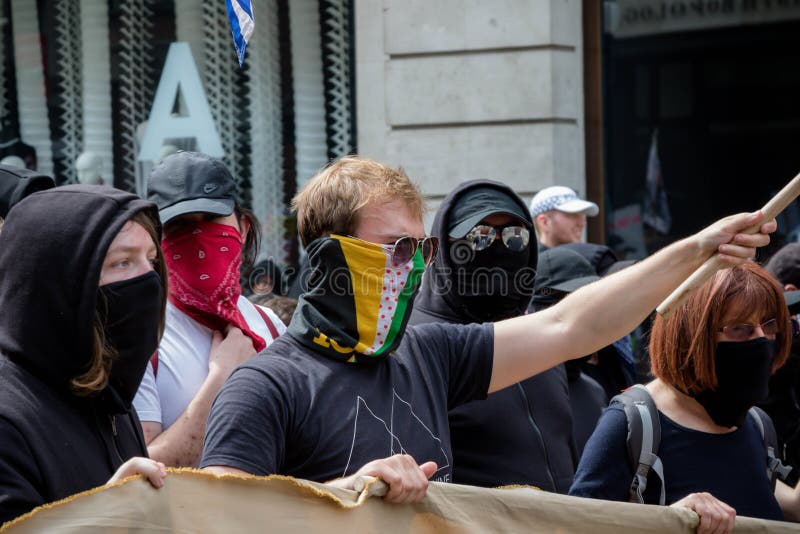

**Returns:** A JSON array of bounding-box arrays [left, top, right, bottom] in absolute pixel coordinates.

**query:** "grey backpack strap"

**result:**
[[610, 384, 666, 505], [748, 406, 795, 489]]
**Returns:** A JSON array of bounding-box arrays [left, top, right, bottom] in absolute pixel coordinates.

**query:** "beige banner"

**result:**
[[2, 469, 799, 533]]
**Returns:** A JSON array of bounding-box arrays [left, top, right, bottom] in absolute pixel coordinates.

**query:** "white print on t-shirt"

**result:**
[[342, 390, 451, 478]]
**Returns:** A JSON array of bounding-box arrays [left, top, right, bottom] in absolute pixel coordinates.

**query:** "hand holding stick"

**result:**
[[657, 172, 800, 317]]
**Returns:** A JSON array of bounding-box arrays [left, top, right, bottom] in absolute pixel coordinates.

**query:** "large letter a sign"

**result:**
[[138, 42, 224, 161]]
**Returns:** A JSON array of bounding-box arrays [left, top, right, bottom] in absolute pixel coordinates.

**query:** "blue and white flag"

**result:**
[[226, 0, 254, 67], [643, 129, 672, 235]]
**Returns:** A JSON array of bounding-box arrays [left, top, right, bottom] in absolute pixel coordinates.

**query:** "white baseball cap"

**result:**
[[529, 186, 599, 218]]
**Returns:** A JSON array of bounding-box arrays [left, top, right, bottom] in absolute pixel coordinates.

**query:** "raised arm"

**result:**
[[490, 211, 775, 393]]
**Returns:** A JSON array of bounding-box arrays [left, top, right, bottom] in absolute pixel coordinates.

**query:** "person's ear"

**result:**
[[785, 283, 798, 291], [535, 213, 549, 230], [239, 214, 251, 241]]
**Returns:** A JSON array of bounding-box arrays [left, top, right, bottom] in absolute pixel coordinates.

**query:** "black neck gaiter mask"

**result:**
[[97, 271, 162, 409], [693, 337, 776, 428], [454, 240, 532, 322]]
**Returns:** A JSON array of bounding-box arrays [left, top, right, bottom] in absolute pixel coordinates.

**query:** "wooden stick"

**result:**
[[657, 172, 800, 317], [353, 475, 389, 497]]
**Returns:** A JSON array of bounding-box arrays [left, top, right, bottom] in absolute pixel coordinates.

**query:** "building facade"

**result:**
[[0, 0, 355, 264], [3, 0, 800, 263]]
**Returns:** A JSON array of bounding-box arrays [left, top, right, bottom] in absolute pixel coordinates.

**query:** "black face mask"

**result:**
[[97, 271, 162, 408], [454, 240, 532, 321], [693, 337, 776, 428]]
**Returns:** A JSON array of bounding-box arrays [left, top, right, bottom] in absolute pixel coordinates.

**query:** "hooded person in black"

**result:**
[[0, 164, 54, 234], [409, 180, 578, 492], [0, 185, 168, 524]]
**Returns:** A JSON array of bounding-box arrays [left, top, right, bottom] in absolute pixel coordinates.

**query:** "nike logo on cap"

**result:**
[[203, 183, 218, 194]]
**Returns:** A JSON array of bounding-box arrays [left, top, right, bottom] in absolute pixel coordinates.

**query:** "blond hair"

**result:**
[[291, 156, 424, 246]]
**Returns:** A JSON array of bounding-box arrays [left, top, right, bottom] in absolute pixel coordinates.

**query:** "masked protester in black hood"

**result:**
[[762, 243, 800, 473], [409, 180, 578, 492], [0, 186, 168, 524]]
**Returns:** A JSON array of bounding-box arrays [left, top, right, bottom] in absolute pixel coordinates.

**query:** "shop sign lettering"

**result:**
[[138, 42, 224, 161]]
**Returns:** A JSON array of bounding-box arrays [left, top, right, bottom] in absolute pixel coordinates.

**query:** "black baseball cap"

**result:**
[[0, 165, 55, 219], [448, 186, 531, 238], [147, 151, 236, 224], [534, 246, 600, 295]]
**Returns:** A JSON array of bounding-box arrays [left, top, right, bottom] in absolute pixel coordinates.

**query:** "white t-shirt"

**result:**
[[133, 296, 286, 428]]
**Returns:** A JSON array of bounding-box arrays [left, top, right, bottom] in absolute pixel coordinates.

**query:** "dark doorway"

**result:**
[[603, 21, 800, 259]]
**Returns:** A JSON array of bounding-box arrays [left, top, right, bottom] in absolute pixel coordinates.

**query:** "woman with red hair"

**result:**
[[570, 262, 800, 532]]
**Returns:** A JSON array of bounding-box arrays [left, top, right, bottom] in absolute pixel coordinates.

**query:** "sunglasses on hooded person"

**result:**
[[463, 224, 530, 252]]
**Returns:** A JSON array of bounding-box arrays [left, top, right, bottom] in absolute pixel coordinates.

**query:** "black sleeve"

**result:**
[[200, 366, 289, 476], [0, 418, 45, 524], [410, 322, 494, 410], [568, 404, 633, 501]]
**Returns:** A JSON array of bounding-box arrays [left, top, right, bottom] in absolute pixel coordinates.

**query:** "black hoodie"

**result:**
[[409, 180, 577, 492], [0, 185, 156, 524]]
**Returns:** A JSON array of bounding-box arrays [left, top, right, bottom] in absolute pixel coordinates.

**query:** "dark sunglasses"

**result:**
[[718, 318, 779, 342], [388, 236, 439, 266], [465, 225, 530, 252]]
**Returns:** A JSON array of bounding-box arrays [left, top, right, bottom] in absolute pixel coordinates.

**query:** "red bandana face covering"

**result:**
[[162, 220, 266, 352]]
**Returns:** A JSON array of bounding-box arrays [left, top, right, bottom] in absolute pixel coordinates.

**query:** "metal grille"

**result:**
[[201, 1, 251, 201], [11, 0, 52, 175], [289, 0, 327, 190], [116, 0, 155, 192], [248, 0, 287, 262], [50, 0, 84, 184], [79, 0, 114, 183], [319, 0, 353, 159]]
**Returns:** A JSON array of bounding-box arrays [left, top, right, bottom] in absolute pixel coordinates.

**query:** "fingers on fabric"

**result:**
[[210, 326, 257, 374], [358, 455, 436, 504], [108, 457, 167, 489], [672, 492, 736, 534], [419, 461, 438, 479]]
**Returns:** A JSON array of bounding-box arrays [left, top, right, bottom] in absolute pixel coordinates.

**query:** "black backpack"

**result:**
[[611, 384, 797, 505]]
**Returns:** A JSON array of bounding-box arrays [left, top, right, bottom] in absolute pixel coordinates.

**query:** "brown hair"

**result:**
[[291, 156, 425, 247], [235, 205, 260, 271], [649, 261, 791, 394], [71, 210, 168, 396]]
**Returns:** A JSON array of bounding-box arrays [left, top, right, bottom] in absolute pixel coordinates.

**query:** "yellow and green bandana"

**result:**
[[288, 234, 425, 363]]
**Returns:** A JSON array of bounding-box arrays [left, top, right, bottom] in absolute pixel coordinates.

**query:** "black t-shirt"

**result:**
[[201, 322, 493, 483], [569, 404, 783, 521]]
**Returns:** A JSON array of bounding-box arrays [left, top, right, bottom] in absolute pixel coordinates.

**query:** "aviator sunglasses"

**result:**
[[464, 224, 530, 252], [717, 318, 779, 341], [387, 235, 439, 266]]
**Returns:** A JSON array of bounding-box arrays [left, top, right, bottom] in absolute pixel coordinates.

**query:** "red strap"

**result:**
[[149, 351, 159, 379], [255, 305, 280, 340], [151, 309, 276, 380]]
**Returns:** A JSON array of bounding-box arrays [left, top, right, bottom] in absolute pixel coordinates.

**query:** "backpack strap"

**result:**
[[748, 406, 796, 489], [254, 305, 280, 340], [610, 384, 666, 505]]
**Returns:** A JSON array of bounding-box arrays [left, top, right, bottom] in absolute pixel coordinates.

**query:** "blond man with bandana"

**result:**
[[202, 156, 774, 512]]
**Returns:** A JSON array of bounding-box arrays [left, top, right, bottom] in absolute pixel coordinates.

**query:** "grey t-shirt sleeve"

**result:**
[[200, 365, 288, 475], [408, 321, 494, 410]]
